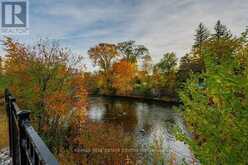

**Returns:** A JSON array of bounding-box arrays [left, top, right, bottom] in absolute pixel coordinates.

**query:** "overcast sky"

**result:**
[[5, 0, 248, 69]]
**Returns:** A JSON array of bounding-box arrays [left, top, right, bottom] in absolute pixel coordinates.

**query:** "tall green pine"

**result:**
[[193, 22, 209, 50], [213, 20, 232, 40]]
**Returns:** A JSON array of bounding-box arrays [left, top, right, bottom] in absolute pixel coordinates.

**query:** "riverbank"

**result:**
[[89, 94, 180, 104]]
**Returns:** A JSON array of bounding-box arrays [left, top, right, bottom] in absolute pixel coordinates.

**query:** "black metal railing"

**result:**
[[4, 89, 59, 165]]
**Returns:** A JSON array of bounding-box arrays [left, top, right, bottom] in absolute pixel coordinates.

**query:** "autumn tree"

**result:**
[[88, 43, 118, 73], [112, 60, 136, 95], [0, 56, 5, 91], [3, 37, 87, 153], [117, 40, 149, 63], [88, 43, 118, 94]]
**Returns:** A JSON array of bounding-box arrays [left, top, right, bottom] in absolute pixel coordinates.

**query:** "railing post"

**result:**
[[9, 95, 20, 165], [17, 111, 30, 165]]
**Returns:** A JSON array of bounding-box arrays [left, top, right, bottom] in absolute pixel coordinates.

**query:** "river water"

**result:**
[[86, 96, 196, 164]]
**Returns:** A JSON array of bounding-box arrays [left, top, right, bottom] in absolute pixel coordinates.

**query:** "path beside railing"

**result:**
[[0, 148, 11, 165]]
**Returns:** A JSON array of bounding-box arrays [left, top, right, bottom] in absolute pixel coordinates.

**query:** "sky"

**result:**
[[3, 0, 248, 70]]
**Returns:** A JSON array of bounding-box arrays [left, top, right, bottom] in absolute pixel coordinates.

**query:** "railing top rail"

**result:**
[[24, 124, 59, 165], [4, 89, 59, 165]]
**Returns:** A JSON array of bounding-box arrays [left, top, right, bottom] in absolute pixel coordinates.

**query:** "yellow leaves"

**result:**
[[3, 38, 88, 143], [57, 65, 68, 77], [89, 43, 118, 58], [44, 74, 87, 121], [57, 148, 76, 165], [70, 109, 87, 130], [88, 43, 118, 72], [4, 38, 29, 75], [71, 73, 88, 108], [45, 91, 70, 117]]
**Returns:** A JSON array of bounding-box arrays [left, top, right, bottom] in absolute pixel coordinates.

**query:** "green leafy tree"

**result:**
[[178, 29, 248, 165], [117, 40, 149, 63], [178, 21, 238, 86], [177, 53, 194, 85], [152, 52, 178, 99], [154, 52, 177, 74], [207, 21, 240, 63]]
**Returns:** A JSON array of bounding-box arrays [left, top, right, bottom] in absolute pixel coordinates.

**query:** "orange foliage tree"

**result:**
[[3, 37, 87, 153], [112, 60, 136, 96]]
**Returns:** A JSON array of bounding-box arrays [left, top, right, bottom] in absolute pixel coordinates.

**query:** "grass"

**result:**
[[0, 108, 8, 149], [0, 89, 8, 149]]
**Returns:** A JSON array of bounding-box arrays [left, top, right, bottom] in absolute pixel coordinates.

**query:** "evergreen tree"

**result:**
[[193, 23, 209, 51], [213, 20, 232, 40], [192, 23, 209, 72]]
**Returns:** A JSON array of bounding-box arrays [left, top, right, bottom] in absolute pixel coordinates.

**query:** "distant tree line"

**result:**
[[84, 20, 235, 102]]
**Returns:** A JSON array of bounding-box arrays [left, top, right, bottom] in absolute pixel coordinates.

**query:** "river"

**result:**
[[85, 96, 196, 164]]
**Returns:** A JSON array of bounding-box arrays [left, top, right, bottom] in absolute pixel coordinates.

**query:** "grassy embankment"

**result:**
[[0, 78, 8, 149]]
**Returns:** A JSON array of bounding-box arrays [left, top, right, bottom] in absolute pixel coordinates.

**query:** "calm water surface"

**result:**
[[87, 96, 194, 163]]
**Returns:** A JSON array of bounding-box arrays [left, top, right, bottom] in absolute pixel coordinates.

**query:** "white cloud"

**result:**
[[123, 0, 248, 62], [4, 0, 248, 67]]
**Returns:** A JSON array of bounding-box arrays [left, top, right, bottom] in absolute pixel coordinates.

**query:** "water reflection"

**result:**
[[87, 96, 194, 163]]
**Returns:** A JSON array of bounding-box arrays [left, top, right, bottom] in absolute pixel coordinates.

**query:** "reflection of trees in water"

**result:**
[[83, 97, 193, 164], [84, 88, 186, 161], [102, 98, 138, 133], [59, 121, 138, 164]]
